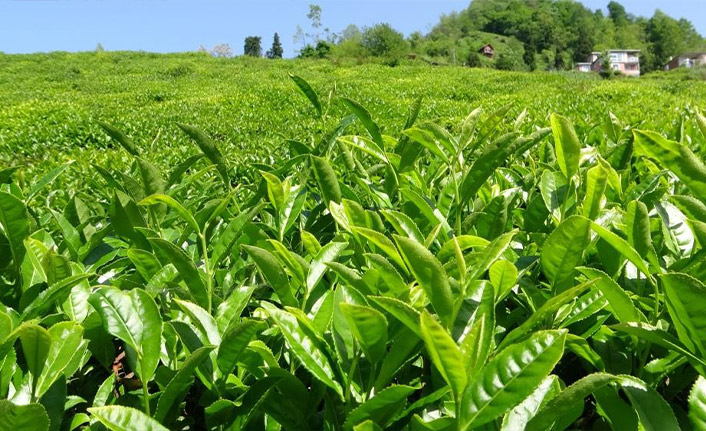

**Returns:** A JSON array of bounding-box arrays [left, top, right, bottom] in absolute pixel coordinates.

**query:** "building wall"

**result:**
[[668, 54, 706, 70]]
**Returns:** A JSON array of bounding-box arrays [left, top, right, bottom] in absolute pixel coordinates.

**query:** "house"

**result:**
[[479, 44, 494, 59], [577, 50, 641, 77], [667, 52, 706, 70]]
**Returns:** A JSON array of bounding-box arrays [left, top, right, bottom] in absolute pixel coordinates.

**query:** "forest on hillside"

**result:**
[[254, 0, 705, 73]]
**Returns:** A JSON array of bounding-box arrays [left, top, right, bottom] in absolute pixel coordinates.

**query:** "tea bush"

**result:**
[[2, 55, 706, 430]]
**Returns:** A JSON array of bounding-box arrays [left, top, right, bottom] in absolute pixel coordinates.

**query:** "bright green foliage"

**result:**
[[2, 59, 706, 431]]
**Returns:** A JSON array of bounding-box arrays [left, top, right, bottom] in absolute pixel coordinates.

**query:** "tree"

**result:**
[[266, 33, 284, 59], [607, 1, 629, 26], [467, 52, 482, 68], [523, 43, 536, 70], [298, 40, 331, 59], [308, 4, 322, 31], [495, 52, 522, 71], [95, 43, 105, 52], [244, 37, 262, 57], [599, 51, 614, 78], [553, 48, 565, 70], [361, 23, 408, 58], [212, 44, 233, 58], [307, 4, 323, 42]]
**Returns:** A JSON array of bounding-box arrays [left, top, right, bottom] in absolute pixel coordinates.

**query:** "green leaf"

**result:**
[[343, 385, 417, 431], [20, 273, 93, 320], [337, 135, 388, 163], [625, 200, 653, 260], [394, 235, 454, 327], [88, 406, 169, 431], [619, 376, 680, 431], [211, 203, 263, 268], [352, 227, 405, 270], [420, 311, 466, 403], [527, 373, 616, 430], [89, 287, 162, 383], [460, 129, 549, 203], [466, 231, 516, 283], [261, 302, 343, 398], [402, 124, 451, 163], [460, 283, 495, 379], [243, 245, 297, 307], [671, 195, 706, 224], [35, 322, 85, 398], [689, 376, 706, 431], [136, 158, 164, 198], [310, 155, 341, 204], [501, 376, 560, 431], [0, 191, 30, 272], [577, 267, 643, 323], [260, 171, 288, 212], [217, 320, 265, 374], [541, 215, 591, 291], [459, 330, 567, 430], [18, 324, 51, 398], [499, 280, 593, 349], [174, 299, 220, 346], [27, 161, 74, 202], [583, 164, 608, 219], [612, 322, 706, 374], [289, 73, 322, 117], [489, 259, 517, 300], [215, 284, 256, 333], [148, 237, 209, 310], [155, 346, 215, 423], [353, 421, 383, 431], [307, 241, 347, 294], [99, 122, 139, 156], [551, 113, 581, 179], [661, 273, 706, 357], [540, 170, 569, 222], [177, 123, 229, 184], [590, 221, 652, 281], [0, 400, 50, 431], [381, 210, 425, 245], [369, 296, 421, 338], [139, 194, 199, 233], [634, 129, 706, 203], [341, 98, 384, 149], [341, 303, 388, 364]]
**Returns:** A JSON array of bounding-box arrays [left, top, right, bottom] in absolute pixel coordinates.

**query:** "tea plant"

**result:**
[[2, 73, 706, 431]]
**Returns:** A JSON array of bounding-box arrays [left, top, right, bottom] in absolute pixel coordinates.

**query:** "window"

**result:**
[[610, 52, 627, 62], [611, 63, 620, 71]]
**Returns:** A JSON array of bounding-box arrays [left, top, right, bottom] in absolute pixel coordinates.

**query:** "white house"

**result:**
[[577, 50, 641, 77], [667, 52, 706, 70]]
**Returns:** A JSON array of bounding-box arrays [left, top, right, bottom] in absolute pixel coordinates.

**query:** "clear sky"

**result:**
[[0, 0, 704, 57]]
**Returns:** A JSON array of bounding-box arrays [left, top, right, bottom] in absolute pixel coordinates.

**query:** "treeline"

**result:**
[[202, 1, 704, 73], [421, 0, 705, 72]]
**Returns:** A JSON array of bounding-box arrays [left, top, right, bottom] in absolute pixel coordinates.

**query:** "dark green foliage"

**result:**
[[266, 32, 284, 59], [299, 40, 331, 59], [244, 36, 262, 57], [415, 0, 704, 72], [361, 23, 408, 61], [467, 52, 482, 68]]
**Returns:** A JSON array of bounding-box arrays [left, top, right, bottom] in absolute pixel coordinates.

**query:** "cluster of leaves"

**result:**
[[3, 74, 706, 431]]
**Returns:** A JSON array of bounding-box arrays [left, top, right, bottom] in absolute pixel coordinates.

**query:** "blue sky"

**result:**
[[0, 1, 703, 57]]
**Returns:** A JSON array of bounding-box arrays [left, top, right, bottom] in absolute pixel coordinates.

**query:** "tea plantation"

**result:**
[[2, 51, 706, 431]]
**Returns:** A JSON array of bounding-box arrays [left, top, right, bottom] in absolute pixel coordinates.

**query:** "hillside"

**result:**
[[416, 0, 705, 72]]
